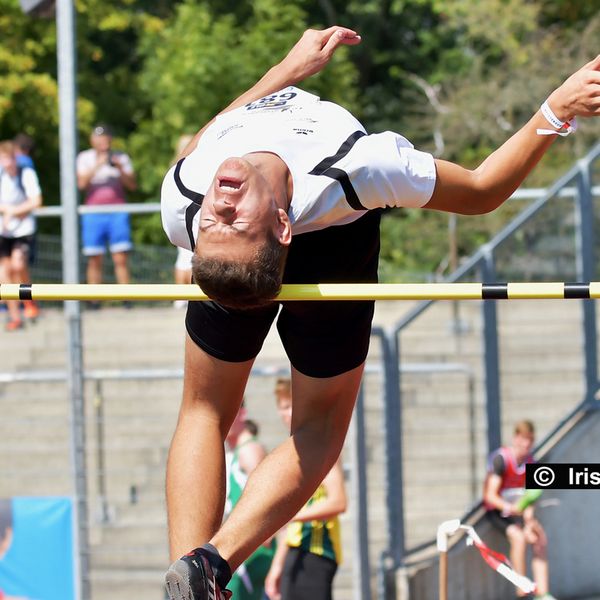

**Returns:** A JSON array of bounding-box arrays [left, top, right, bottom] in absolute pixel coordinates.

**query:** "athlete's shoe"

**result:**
[[5, 318, 23, 332], [23, 301, 40, 322], [165, 550, 232, 600]]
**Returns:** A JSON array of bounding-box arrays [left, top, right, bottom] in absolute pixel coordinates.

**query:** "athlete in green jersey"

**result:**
[[265, 379, 347, 600], [225, 405, 275, 599]]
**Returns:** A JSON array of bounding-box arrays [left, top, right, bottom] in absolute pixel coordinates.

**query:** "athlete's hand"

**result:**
[[279, 27, 361, 83], [264, 563, 283, 600], [547, 54, 600, 123], [2, 204, 14, 228]]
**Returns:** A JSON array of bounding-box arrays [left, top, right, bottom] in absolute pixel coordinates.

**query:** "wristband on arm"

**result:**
[[537, 100, 577, 136]]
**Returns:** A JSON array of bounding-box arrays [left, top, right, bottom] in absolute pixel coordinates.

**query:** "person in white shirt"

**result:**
[[0, 141, 42, 331], [161, 26, 600, 600]]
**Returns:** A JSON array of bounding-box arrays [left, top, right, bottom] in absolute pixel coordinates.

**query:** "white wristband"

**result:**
[[537, 100, 577, 137]]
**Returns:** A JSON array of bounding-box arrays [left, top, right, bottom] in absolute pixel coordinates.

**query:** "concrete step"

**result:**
[[90, 567, 166, 600]]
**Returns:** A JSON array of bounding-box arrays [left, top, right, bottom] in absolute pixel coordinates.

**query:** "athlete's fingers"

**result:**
[[321, 28, 362, 56], [319, 25, 358, 41], [584, 54, 600, 71]]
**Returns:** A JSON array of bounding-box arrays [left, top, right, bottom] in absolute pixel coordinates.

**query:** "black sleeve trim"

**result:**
[[309, 131, 367, 211]]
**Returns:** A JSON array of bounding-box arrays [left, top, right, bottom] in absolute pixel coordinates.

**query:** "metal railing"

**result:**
[[0, 361, 383, 600], [9, 144, 600, 599], [375, 141, 600, 598]]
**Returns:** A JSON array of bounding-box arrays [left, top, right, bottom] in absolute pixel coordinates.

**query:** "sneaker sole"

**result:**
[[165, 560, 193, 600]]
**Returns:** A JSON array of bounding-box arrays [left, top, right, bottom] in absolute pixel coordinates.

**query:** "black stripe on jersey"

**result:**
[[174, 158, 205, 251], [185, 204, 201, 251], [309, 131, 367, 211], [19, 284, 32, 300], [174, 158, 205, 206]]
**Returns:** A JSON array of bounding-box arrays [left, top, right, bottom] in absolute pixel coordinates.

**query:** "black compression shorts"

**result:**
[[486, 509, 524, 534], [0, 235, 35, 260], [185, 209, 381, 378]]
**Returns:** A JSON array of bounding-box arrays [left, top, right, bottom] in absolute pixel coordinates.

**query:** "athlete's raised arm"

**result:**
[[177, 26, 361, 160], [426, 54, 600, 215]]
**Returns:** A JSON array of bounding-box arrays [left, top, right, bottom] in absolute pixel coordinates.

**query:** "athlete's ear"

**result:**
[[275, 208, 292, 246]]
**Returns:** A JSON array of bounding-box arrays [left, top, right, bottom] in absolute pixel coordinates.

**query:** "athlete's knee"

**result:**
[[507, 525, 526, 548], [111, 251, 129, 266], [10, 252, 27, 273], [532, 540, 547, 559]]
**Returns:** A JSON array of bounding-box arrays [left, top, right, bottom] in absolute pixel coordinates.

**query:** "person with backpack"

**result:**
[[0, 141, 42, 331]]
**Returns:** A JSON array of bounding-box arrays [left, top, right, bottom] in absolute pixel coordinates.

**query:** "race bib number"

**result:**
[[245, 91, 298, 112]]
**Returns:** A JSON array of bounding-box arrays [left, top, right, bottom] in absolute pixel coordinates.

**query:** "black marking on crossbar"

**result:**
[[19, 284, 32, 300], [482, 283, 508, 299], [564, 283, 590, 299]]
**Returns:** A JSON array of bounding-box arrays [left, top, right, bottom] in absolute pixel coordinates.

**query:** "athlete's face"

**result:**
[[0, 151, 17, 175], [197, 157, 284, 262], [91, 133, 112, 153], [512, 432, 534, 461], [226, 405, 248, 448], [276, 394, 293, 430]]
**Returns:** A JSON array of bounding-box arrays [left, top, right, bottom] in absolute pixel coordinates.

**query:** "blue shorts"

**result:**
[[81, 212, 132, 256]]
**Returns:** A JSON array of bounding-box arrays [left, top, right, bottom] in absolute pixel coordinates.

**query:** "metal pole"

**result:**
[[575, 161, 598, 405], [351, 386, 372, 600], [94, 380, 109, 524], [480, 248, 502, 454], [468, 375, 478, 502], [378, 326, 402, 600], [56, 1, 90, 598]]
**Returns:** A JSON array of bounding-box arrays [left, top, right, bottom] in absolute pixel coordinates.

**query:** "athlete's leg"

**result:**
[[210, 362, 363, 570], [9, 245, 30, 283], [166, 334, 254, 559], [0, 254, 20, 324], [506, 524, 528, 596], [111, 251, 130, 284], [10, 244, 39, 321], [86, 254, 103, 284], [527, 522, 549, 595]]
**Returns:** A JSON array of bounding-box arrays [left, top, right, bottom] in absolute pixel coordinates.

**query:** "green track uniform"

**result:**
[[226, 439, 275, 600]]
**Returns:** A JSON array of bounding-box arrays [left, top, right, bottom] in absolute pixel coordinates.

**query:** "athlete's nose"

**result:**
[[214, 197, 236, 223]]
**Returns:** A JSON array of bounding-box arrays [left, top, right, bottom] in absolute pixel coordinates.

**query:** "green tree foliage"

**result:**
[[0, 0, 68, 212], [130, 0, 359, 198], [2, 0, 599, 275], [378, 0, 600, 280]]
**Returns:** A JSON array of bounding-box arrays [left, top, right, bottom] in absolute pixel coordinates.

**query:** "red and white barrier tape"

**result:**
[[462, 525, 536, 594]]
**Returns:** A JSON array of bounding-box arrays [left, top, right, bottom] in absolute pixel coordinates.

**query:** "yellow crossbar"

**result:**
[[1, 282, 600, 301]]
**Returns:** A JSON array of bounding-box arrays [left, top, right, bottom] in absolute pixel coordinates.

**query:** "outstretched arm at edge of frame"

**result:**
[[177, 26, 362, 161], [426, 55, 600, 216]]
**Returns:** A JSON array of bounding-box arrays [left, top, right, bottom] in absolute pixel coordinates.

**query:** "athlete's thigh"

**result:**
[[278, 210, 381, 378], [181, 333, 254, 438], [289, 362, 364, 444]]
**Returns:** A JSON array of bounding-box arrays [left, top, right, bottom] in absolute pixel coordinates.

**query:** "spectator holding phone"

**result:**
[[77, 124, 136, 296]]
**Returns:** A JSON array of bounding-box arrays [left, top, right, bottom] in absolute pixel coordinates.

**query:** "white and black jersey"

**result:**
[[161, 86, 437, 251]]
